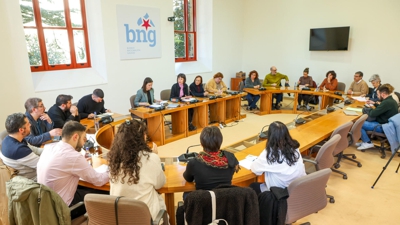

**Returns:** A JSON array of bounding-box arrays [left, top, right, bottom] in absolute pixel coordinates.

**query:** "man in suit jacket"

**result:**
[[48, 94, 80, 129]]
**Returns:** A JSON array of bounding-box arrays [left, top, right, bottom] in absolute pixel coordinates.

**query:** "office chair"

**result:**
[[6, 176, 86, 225], [337, 82, 346, 92], [176, 185, 259, 225], [285, 168, 332, 225], [303, 134, 340, 203], [160, 89, 171, 101], [366, 125, 389, 159], [308, 122, 353, 179], [1, 158, 18, 225], [129, 94, 142, 121], [84, 194, 168, 225], [345, 114, 368, 167]]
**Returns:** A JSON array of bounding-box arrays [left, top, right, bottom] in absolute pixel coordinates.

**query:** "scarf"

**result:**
[[179, 83, 184, 97], [197, 150, 228, 169]]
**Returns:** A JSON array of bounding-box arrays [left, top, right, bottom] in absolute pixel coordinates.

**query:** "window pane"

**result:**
[[69, 0, 83, 28], [73, 30, 87, 63], [187, 0, 194, 32], [39, 0, 66, 27], [44, 29, 71, 65], [188, 33, 195, 58], [20, 0, 36, 26], [173, 0, 184, 31], [24, 29, 42, 66], [174, 33, 186, 58]]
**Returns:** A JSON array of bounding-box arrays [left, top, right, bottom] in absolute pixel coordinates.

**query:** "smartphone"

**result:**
[[52, 136, 61, 141]]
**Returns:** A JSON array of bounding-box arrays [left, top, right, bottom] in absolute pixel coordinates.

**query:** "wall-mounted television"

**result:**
[[309, 26, 350, 51]]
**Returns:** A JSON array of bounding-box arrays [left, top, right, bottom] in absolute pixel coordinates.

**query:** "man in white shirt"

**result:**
[[37, 121, 109, 219]]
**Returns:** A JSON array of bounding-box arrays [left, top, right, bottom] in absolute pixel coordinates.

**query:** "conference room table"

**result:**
[[129, 94, 245, 146], [244, 87, 344, 115], [79, 100, 364, 225]]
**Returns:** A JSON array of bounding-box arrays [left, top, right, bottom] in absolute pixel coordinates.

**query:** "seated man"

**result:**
[[0, 113, 43, 180], [77, 89, 111, 119], [347, 71, 369, 96], [262, 66, 289, 110], [357, 85, 398, 150], [37, 121, 109, 219], [24, 98, 62, 147], [48, 94, 80, 129], [205, 72, 228, 95]]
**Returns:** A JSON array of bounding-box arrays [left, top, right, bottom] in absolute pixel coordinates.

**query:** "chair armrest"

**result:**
[[370, 124, 383, 138], [303, 158, 317, 165], [69, 201, 84, 211], [309, 144, 323, 156], [152, 209, 168, 225]]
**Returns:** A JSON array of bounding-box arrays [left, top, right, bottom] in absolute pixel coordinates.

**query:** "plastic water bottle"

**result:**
[[85, 147, 92, 166], [294, 82, 297, 90], [94, 112, 99, 132]]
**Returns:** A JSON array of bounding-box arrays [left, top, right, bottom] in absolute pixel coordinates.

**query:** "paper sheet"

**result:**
[[239, 155, 257, 170], [94, 164, 109, 173], [345, 107, 363, 112], [351, 96, 367, 102]]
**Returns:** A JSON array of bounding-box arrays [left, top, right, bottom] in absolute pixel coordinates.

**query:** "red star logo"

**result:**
[[142, 19, 151, 30]]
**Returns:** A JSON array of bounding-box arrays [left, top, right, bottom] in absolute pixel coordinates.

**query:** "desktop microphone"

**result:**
[[294, 111, 307, 124], [259, 125, 269, 139], [326, 104, 335, 113], [178, 144, 200, 162]]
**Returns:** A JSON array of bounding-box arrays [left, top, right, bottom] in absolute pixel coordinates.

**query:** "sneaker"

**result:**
[[297, 105, 301, 110], [306, 105, 311, 111], [246, 106, 251, 111], [357, 142, 375, 150], [355, 142, 363, 147]]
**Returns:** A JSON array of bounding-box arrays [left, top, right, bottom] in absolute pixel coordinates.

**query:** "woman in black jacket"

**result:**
[[170, 73, 196, 131], [189, 75, 208, 97]]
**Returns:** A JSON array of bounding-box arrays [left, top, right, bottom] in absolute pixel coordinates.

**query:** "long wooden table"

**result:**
[[244, 87, 344, 115], [130, 94, 246, 146], [79, 101, 363, 225]]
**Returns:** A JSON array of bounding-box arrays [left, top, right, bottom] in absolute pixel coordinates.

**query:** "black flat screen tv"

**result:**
[[309, 26, 350, 51]]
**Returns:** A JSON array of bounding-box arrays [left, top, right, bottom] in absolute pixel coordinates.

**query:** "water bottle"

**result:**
[[294, 82, 297, 90], [85, 147, 92, 166], [94, 112, 99, 132]]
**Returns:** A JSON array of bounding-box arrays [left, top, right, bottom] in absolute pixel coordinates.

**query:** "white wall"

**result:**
[[0, 0, 245, 127], [241, 0, 400, 89]]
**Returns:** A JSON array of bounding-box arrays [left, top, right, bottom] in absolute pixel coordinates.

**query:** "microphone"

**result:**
[[178, 144, 200, 162], [294, 111, 307, 124], [326, 104, 335, 113], [259, 125, 269, 139]]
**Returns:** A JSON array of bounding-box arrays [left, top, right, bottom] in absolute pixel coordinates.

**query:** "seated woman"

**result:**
[[183, 126, 240, 190], [364, 74, 381, 102], [134, 77, 157, 107], [189, 75, 208, 97], [205, 72, 228, 94], [244, 70, 261, 111], [367, 83, 400, 106], [250, 121, 306, 195], [297, 67, 314, 110], [170, 73, 196, 131], [319, 70, 338, 91], [108, 120, 166, 221]]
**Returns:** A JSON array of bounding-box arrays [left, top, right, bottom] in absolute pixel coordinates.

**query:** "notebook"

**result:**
[[343, 110, 359, 116]]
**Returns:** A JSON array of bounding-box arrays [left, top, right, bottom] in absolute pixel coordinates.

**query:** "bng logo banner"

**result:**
[[116, 5, 161, 60]]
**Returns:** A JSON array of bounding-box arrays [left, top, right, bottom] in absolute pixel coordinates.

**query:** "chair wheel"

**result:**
[[357, 163, 362, 167], [334, 163, 340, 169], [352, 155, 357, 159], [329, 198, 335, 203], [343, 175, 348, 179]]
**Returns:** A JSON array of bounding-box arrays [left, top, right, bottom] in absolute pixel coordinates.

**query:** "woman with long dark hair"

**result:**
[[250, 121, 306, 194], [189, 75, 209, 97], [134, 77, 157, 107], [108, 119, 166, 221], [244, 70, 261, 110]]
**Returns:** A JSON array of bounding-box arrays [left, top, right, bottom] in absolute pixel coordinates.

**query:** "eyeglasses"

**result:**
[[37, 104, 44, 108]]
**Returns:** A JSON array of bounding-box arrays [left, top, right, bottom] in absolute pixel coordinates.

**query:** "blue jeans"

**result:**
[[360, 121, 383, 143], [273, 93, 283, 105], [246, 94, 260, 109]]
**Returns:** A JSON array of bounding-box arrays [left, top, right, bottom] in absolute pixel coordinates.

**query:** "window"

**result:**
[[20, 0, 91, 72], [174, 0, 196, 62]]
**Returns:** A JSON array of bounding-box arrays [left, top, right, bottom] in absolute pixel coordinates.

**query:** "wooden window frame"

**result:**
[[174, 0, 197, 62], [23, 0, 91, 72]]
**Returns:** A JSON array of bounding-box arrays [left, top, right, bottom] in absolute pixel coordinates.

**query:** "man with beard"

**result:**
[[37, 121, 109, 218], [0, 113, 43, 180], [262, 66, 290, 110], [48, 94, 80, 129], [356, 85, 398, 150]]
